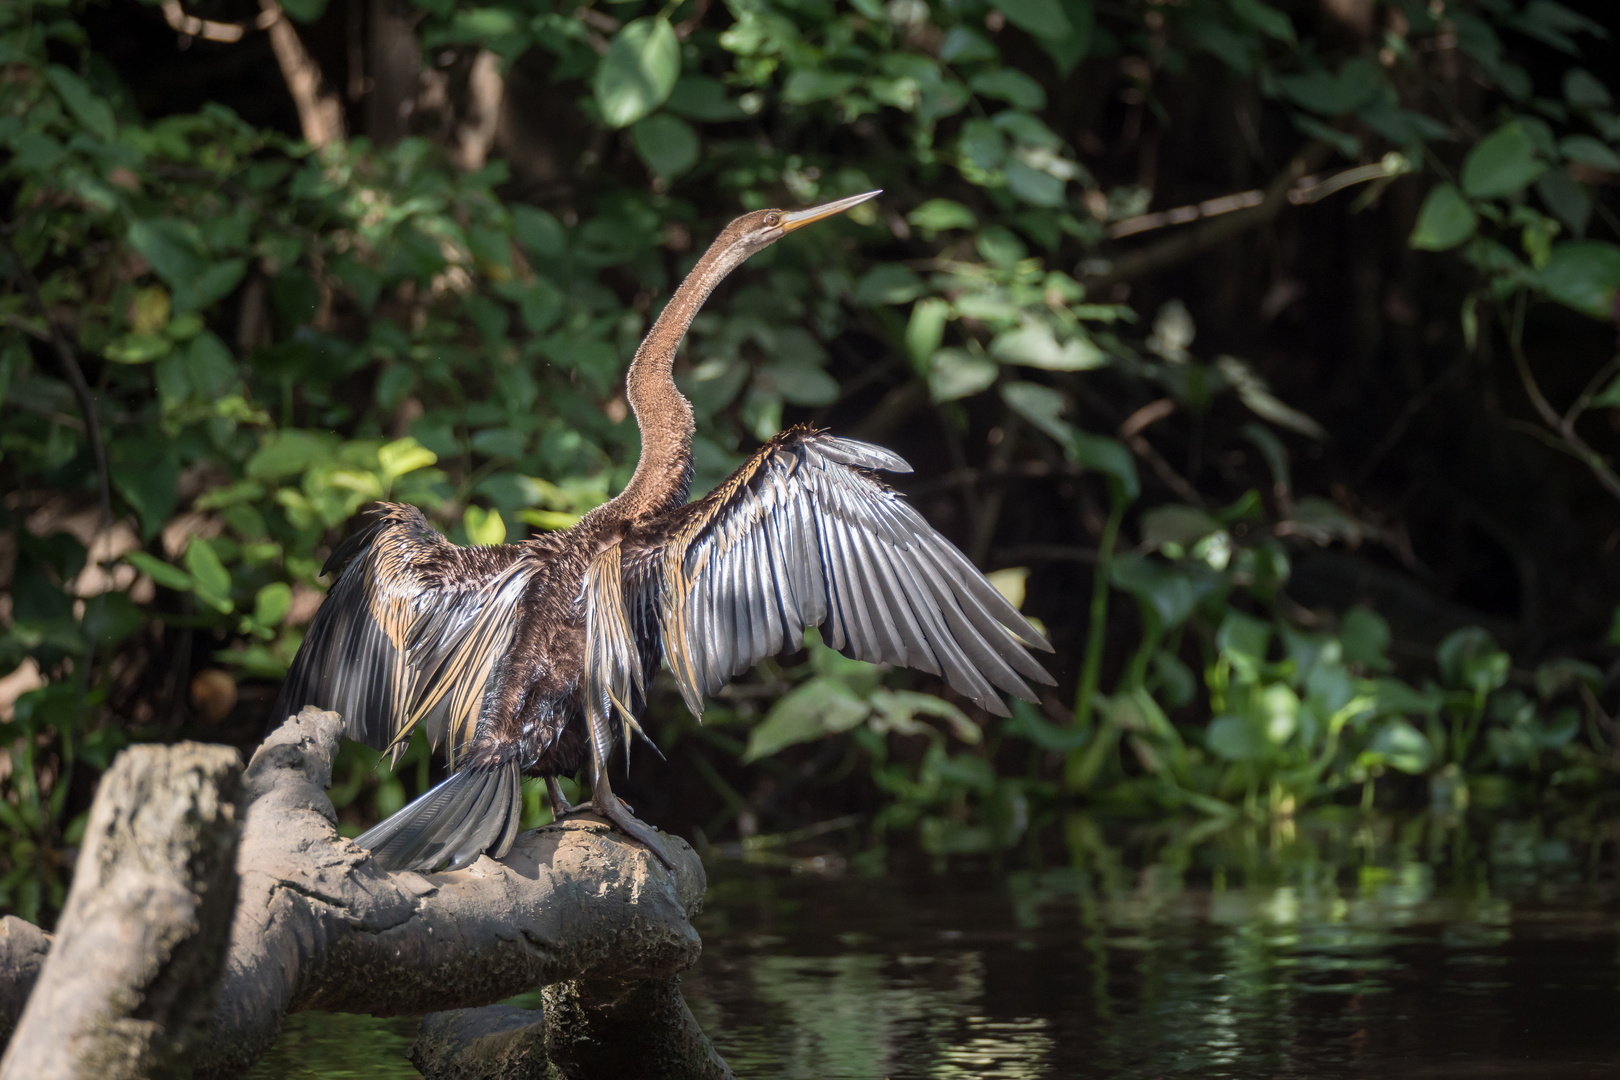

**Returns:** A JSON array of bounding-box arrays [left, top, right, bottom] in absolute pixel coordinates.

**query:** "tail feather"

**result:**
[[355, 758, 523, 872]]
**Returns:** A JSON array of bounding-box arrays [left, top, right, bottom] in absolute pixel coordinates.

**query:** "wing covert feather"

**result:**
[[273, 504, 536, 765], [641, 428, 1055, 720]]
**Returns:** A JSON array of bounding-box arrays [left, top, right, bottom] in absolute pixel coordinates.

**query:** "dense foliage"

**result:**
[[1, 0, 1618, 921]]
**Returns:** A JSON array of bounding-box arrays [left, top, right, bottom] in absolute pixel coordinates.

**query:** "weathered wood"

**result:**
[[0, 707, 729, 1078], [0, 918, 51, 1048], [196, 706, 715, 1077], [0, 742, 243, 1080], [409, 975, 736, 1080]]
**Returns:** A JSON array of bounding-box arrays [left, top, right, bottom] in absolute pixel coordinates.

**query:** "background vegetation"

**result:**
[[2, 0, 1618, 924]]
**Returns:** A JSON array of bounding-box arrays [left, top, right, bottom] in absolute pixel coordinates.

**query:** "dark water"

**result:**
[[250, 814, 1620, 1078]]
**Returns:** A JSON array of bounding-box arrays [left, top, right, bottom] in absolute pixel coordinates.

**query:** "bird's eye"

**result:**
[[764, 212, 781, 226]]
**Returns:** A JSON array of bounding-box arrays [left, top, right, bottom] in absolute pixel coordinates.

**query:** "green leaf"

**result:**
[[854, 265, 927, 305], [1536, 167, 1591, 237], [743, 677, 870, 761], [905, 297, 950, 367], [631, 114, 700, 179], [758, 360, 839, 406], [1005, 159, 1066, 206], [1436, 626, 1509, 695], [1230, 0, 1295, 43], [1110, 554, 1201, 627], [665, 76, 748, 121], [991, 0, 1072, 38], [940, 27, 998, 64], [1275, 58, 1382, 116], [1564, 68, 1613, 109], [1409, 183, 1477, 251], [185, 539, 234, 613], [594, 18, 680, 129], [253, 582, 292, 626], [464, 506, 507, 546], [907, 199, 978, 236], [378, 437, 437, 485], [1339, 608, 1393, 672], [279, 0, 329, 20], [969, 70, 1047, 110], [782, 70, 860, 105], [123, 551, 192, 592], [1207, 715, 1272, 761], [1531, 240, 1620, 318], [1140, 505, 1220, 551], [1559, 135, 1620, 171], [1367, 718, 1432, 774], [512, 206, 566, 257], [45, 65, 115, 141], [247, 430, 338, 480], [1461, 122, 1548, 199], [928, 348, 998, 402], [104, 334, 172, 365], [990, 319, 1106, 371], [1072, 431, 1139, 499], [128, 219, 206, 286]]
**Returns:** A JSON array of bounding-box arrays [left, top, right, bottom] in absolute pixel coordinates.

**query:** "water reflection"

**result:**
[[686, 812, 1620, 1079]]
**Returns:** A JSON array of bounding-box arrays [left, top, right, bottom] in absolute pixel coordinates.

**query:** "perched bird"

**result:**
[[274, 191, 1055, 873]]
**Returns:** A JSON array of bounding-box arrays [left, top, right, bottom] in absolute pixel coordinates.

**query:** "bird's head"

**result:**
[[715, 190, 883, 257]]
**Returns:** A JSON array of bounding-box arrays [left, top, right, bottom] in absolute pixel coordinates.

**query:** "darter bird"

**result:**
[[274, 190, 1055, 872]]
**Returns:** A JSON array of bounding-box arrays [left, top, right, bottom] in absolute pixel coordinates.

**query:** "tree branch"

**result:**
[[0, 709, 725, 1079], [259, 1, 345, 148], [1081, 141, 1334, 289], [1508, 334, 1620, 506]]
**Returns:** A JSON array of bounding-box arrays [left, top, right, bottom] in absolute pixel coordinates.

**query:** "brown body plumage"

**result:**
[[274, 192, 1056, 872]]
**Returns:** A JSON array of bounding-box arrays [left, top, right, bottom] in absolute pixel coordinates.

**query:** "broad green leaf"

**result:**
[[1409, 183, 1477, 250], [45, 65, 115, 141], [128, 219, 206, 285], [1436, 626, 1509, 694], [1140, 505, 1220, 551], [1006, 159, 1066, 206], [1564, 68, 1612, 109], [279, 0, 329, 20], [464, 505, 507, 546], [253, 582, 292, 626], [246, 430, 338, 480], [185, 539, 234, 613], [1110, 554, 1201, 627], [928, 348, 998, 402], [990, 319, 1106, 370], [1339, 608, 1393, 672], [1531, 240, 1620, 317], [782, 70, 860, 105], [1071, 431, 1139, 499], [1367, 718, 1432, 773], [907, 199, 978, 235], [594, 18, 680, 129], [631, 114, 700, 178], [378, 437, 437, 485], [665, 76, 749, 121], [1000, 381, 1075, 450], [758, 360, 839, 406], [1461, 122, 1547, 198], [905, 297, 950, 366], [1559, 135, 1620, 171], [105, 334, 171, 365], [743, 677, 870, 761], [1217, 610, 1271, 661], [854, 264, 927, 305], [1230, 0, 1295, 43], [1039, 0, 1094, 74], [123, 551, 192, 592], [940, 27, 998, 63], [1275, 58, 1382, 116], [990, 0, 1072, 39], [1536, 167, 1591, 237], [969, 70, 1047, 110], [1207, 715, 1271, 761], [512, 206, 566, 257]]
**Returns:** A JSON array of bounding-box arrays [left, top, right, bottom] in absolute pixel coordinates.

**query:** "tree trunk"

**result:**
[[0, 743, 243, 1080]]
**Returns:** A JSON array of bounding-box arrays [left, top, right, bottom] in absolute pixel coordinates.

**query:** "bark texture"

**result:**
[[0, 707, 722, 1078], [199, 706, 712, 1076], [0, 918, 49, 1048], [0, 742, 244, 1080]]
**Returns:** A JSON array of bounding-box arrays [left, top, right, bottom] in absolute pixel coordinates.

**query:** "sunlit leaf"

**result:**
[[594, 18, 680, 129], [990, 0, 1072, 39]]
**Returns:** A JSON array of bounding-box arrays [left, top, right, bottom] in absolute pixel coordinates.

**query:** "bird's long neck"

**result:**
[[603, 237, 753, 522]]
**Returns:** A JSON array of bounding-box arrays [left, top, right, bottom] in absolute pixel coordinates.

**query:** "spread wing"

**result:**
[[273, 503, 536, 766], [589, 428, 1054, 725]]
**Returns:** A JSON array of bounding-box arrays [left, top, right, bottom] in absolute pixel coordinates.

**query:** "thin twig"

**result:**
[[0, 223, 112, 531], [1506, 320, 1620, 505]]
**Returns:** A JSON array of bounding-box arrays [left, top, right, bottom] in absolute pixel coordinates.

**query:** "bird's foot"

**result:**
[[591, 792, 677, 870], [544, 776, 575, 817]]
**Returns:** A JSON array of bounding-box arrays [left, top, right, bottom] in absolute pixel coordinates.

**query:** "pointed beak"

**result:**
[[778, 189, 882, 233]]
